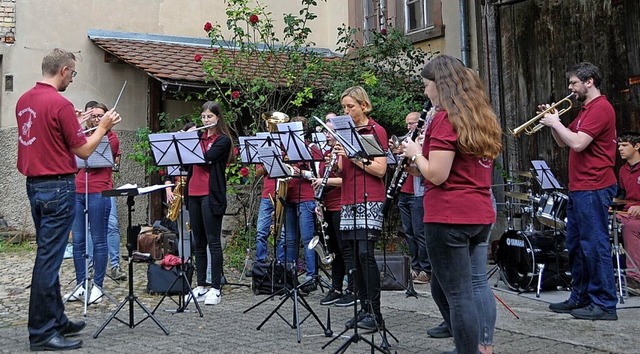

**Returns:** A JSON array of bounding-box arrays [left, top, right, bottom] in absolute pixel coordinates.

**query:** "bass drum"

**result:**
[[496, 230, 570, 292]]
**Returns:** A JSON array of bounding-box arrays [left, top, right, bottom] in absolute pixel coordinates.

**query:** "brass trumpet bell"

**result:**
[[262, 111, 290, 132]]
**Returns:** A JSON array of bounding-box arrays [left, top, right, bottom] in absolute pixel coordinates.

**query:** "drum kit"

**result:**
[[494, 170, 571, 297]]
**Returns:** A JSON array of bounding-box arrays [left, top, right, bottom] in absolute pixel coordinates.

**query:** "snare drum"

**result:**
[[537, 192, 568, 230], [496, 230, 570, 292]]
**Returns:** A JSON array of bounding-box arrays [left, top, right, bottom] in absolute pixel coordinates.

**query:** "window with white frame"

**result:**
[[363, 0, 378, 44], [405, 0, 434, 33]]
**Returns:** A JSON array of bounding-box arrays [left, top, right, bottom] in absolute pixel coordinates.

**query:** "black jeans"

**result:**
[[189, 195, 223, 289], [341, 237, 381, 314], [325, 210, 353, 292]]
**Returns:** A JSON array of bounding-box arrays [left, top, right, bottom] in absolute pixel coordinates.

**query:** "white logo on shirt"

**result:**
[[478, 157, 491, 168], [18, 107, 37, 146]]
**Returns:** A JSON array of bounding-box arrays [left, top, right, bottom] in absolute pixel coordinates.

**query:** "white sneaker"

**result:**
[[184, 286, 209, 303], [89, 286, 103, 304], [63, 286, 85, 302], [204, 288, 221, 305]]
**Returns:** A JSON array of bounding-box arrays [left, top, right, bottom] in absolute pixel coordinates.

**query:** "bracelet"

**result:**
[[411, 153, 423, 163]]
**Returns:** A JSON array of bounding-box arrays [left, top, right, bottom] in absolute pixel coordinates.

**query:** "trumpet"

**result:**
[[511, 93, 574, 137]]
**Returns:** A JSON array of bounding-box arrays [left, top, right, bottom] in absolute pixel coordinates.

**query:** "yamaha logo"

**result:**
[[506, 238, 525, 248]]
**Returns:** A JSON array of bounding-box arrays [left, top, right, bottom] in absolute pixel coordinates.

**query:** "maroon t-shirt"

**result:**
[[259, 164, 277, 199], [76, 130, 120, 193], [619, 162, 640, 211], [16, 82, 87, 177], [340, 118, 388, 205], [188, 132, 218, 197], [321, 150, 341, 212], [286, 145, 324, 203], [422, 111, 495, 224], [567, 95, 617, 191]]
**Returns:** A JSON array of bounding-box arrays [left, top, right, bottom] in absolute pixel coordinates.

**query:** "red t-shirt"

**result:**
[[16, 82, 87, 177], [399, 172, 415, 194], [258, 164, 277, 199], [321, 150, 341, 212], [618, 162, 640, 211], [286, 145, 324, 203], [567, 95, 617, 191], [75, 130, 120, 193], [340, 118, 388, 205], [188, 133, 218, 197], [422, 111, 495, 224]]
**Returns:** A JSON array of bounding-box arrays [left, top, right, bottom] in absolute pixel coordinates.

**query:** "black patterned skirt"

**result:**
[[339, 202, 383, 240]]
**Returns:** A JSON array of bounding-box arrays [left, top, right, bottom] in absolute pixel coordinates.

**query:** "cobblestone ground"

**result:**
[[1, 248, 637, 353]]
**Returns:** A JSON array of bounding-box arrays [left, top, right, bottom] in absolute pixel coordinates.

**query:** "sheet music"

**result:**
[[174, 131, 206, 164], [148, 133, 177, 166], [277, 121, 313, 162], [256, 144, 281, 170], [167, 166, 187, 176], [531, 160, 563, 190], [360, 134, 385, 157], [311, 132, 330, 153], [115, 183, 173, 194], [149, 131, 205, 166], [76, 136, 114, 169], [327, 116, 360, 157], [239, 136, 263, 164]]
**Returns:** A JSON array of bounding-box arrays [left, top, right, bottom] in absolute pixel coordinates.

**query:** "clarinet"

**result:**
[[381, 99, 433, 215], [314, 151, 338, 201]]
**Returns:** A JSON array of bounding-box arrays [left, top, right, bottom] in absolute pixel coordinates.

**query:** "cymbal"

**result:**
[[510, 170, 533, 178], [504, 192, 531, 201]]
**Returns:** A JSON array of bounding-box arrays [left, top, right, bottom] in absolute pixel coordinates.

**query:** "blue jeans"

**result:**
[[398, 193, 430, 272], [255, 198, 274, 263], [566, 185, 618, 311], [72, 192, 110, 287], [86, 198, 120, 268], [277, 200, 316, 278], [107, 197, 120, 268], [426, 223, 495, 354], [26, 176, 76, 343]]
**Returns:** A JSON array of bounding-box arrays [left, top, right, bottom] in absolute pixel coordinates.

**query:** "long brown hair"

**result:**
[[421, 55, 502, 159], [201, 101, 235, 163]]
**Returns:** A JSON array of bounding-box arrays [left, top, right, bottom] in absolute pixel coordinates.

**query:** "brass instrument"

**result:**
[[166, 177, 186, 222], [511, 93, 575, 137]]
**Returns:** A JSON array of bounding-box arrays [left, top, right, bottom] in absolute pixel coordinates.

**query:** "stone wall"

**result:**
[[0, 0, 15, 43]]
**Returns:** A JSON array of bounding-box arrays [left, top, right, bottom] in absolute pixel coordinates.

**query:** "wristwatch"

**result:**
[[411, 153, 423, 163]]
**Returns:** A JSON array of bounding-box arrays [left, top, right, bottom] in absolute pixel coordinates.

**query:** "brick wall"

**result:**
[[0, 0, 15, 43]]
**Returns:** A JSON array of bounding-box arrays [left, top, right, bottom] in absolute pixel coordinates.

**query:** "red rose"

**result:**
[[212, 48, 219, 54], [194, 54, 202, 62], [380, 28, 387, 35], [231, 90, 240, 100], [158, 169, 166, 176], [233, 146, 239, 155], [249, 14, 259, 24], [240, 167, 250, 177], [204, 22, 213, 32]]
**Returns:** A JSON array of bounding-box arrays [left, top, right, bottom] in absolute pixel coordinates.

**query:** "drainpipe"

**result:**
[[460, 0, 470, 67]]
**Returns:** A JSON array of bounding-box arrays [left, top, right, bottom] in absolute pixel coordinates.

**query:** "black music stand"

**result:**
[[148, 131, 204, 316], [244, 136, 329, 344], [530, 160, 571, 296], [68, 136, 118, 315], [94, 184, 170, 338], [321, 118, 394, 354]]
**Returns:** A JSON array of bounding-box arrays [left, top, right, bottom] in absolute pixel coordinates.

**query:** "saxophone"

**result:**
[[167, 177, 186, 222], [263, 111, 291, 240]]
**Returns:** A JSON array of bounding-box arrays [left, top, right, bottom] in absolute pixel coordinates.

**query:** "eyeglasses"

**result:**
[[70, 69, 77, 78], [200, 114, 215, 119]]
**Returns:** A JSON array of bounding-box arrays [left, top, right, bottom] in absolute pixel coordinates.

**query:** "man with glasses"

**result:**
[[397, 112, 431, 285], [540, 62, 618, 321], [16, 48, 121, 351]]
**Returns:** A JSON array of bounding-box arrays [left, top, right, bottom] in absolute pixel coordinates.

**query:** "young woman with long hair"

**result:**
[[403, 55, 502, 354]]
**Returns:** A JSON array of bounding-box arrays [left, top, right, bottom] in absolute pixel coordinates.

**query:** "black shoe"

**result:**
[[300, 283, 317, 294], [345, 309, 368, 329], [334, 292, 359, 307], [58, 320, 86, 337], [30, 333, 82, 351], [427, 321, 452, 338], [320, 290, 342, 305], [570, 304, 618, 321], [549, 299, 588, 313], [356, 312, 380, 332]]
